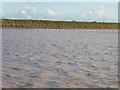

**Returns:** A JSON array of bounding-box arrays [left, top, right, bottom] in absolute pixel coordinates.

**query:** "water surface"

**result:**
[[2, 29, 118, 88]]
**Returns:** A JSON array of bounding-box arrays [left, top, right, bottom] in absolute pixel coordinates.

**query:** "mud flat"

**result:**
[[2, 29, 118, 88]]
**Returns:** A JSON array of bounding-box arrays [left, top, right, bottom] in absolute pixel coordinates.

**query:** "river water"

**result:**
[[2, 29, 118, 88]]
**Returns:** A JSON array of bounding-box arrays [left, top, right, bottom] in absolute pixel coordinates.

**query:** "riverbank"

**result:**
[[0, 19, 118, 30]]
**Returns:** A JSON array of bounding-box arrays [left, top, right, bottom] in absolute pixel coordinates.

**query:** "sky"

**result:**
[[1, 0, 120, 2], [1, 2, 118, 22]]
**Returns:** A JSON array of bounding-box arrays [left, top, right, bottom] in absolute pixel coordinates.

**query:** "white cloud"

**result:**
[[80, 6, 105, 19], [79, 6, 117, 22], [24, 6, 37, 13], [94, 6, 105, 18], [18, 6, 38, 19], [20, 10, 27, 15], [46, 9, 60, 16]]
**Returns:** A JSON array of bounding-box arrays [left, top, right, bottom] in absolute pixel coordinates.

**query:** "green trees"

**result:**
[[1, 19, 118, 30]]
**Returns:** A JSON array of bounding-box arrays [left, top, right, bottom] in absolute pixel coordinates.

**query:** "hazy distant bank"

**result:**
[[0, 19, 118, 30]]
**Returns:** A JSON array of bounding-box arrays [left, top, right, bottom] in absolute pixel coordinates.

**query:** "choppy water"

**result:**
[[2, 29, 118, 88]]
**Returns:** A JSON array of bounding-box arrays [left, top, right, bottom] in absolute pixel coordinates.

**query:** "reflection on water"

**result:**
[[2, 29, 118, 88]]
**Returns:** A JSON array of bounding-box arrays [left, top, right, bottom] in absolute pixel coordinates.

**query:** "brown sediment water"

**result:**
[[2, 29, 118, 88]]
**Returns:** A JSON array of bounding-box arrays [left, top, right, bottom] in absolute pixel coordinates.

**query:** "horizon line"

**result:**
[[1, 18, 119, 23]]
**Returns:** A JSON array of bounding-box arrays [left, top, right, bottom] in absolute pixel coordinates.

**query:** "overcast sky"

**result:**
[[1, 2, 118, 22]]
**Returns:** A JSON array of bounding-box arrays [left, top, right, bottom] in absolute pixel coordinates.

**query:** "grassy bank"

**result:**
[[0, 19, 118, 30]]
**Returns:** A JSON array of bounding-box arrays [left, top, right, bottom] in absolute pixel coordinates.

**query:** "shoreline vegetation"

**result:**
[[0, 19, 118, 30]]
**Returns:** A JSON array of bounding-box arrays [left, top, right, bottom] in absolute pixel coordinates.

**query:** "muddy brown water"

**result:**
[[2, 29, 118, 88]]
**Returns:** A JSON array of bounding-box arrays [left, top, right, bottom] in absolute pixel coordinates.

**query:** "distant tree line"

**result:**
[[0, 19, 118, 30]]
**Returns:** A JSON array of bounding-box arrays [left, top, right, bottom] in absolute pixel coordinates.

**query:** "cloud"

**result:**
[[79, 6, 105, 20], [24, 6, 37, 13], [17, 6, 38, 19], [79, 6, 117, 22], [46, 9, 60, 16], [2, 5, 117, 22], [20, 10, 27, 15], [94, 6, 105, 18]]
